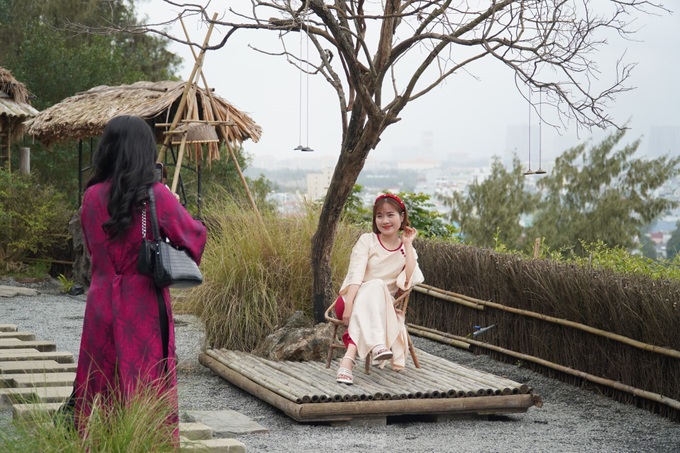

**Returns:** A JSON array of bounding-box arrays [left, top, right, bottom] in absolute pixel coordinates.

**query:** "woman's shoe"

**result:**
[[336, 355, 355, 385], [371, 344, 393, 361]]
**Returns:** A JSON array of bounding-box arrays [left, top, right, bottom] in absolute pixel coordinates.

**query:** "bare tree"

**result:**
[[133, 0, 667, 321]]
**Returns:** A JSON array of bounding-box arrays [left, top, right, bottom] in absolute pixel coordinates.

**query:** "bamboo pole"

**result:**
[[313, 358, 388, 400], [206, 350, 306, 403], [415, 283, 680, 360], [409, 324, 680, 411], [412, 285, 484, 311], [178, 15, 262, 219], [415, 349, 525, 394], [410, 326, 531, 393], [157, 13, 219, 163]]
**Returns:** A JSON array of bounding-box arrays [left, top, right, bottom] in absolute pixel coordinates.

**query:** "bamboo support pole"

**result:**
[[412, 285, 485, 311], [178, 16, 262, 220], [157, 13, 218, 163], [409, 324, 680, 411], [408, 325, 471, 351], [415, 283, 680, 360]]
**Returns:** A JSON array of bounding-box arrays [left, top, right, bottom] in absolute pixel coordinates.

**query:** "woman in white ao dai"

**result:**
[[335, 194, 424, 385]]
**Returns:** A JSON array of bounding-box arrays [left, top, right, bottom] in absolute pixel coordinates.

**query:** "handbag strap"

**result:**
[[146, 185, 170, 370], [147, 186, 161, 241]]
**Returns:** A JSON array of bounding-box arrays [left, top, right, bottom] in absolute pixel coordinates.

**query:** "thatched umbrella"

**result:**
[[25, 80, 263, 204], [25, 80, 262, 163], [0, 67, 40, 172]]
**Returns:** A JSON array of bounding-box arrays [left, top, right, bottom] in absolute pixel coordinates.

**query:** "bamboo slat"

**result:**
[[408, 324, 680, 412], [415, 283, 680, 360], [199, 352, 538, 422]]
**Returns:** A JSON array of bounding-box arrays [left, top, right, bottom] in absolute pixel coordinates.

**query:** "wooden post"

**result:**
[[18, 147, 30, 175], [533, 237, 541, 259]]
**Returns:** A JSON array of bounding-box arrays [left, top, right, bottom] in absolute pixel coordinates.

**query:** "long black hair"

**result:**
[[86, 115, 157, 238]]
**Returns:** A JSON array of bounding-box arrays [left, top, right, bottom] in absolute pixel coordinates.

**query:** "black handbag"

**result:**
[[137, 187, 203, 289]]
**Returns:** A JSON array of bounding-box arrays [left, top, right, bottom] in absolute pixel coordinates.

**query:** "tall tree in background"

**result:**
[[529, 130, 680, 256], [137, 0, 667, 320], [0, 0, 181, 203], [0, 0, 180, 109], [666, 222, 680, 260], [444, 156, 537, 249]]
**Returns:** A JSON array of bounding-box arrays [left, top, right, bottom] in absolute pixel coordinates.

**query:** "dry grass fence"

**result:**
[[409, 240, 680, 421]]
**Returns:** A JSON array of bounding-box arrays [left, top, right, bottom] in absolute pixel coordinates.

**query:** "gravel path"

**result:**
[[0, 278, 678, 452]]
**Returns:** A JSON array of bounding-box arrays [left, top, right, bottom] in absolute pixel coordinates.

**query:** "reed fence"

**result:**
[[410, 240, 680, 421]]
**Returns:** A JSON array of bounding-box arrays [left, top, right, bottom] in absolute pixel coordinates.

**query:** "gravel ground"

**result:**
[[0, 278, 678, 452]]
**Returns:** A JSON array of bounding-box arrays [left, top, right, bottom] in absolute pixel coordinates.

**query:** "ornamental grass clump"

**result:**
[[0, 385, 177, 452], [183, 192, 359, 351]]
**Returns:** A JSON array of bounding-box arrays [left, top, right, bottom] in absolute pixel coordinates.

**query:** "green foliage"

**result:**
[[342, 184, 371, 227], [0, 171, 73, 270], [1, 0, 180, 205], [1, 0, 180, 110], [530, 129, 680, 256], [397, 191, 458, 240], [666, 221, 680, 260], [0, 384, 177, 452], [57, 273, 75, 293], [443, 155, 537, 249], [181, 190, 360, 350]]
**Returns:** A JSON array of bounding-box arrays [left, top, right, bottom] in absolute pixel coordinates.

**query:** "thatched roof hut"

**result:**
[[25, 80, 262, 163], [0, 67, 40, 170]]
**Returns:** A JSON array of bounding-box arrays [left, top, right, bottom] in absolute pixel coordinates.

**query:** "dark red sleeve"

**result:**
[[152, 183, 207, 265]]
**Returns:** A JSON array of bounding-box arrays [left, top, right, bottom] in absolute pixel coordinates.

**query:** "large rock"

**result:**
[[252, 311, 334, 362]]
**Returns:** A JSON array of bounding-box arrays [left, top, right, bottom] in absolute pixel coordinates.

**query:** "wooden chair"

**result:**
[[324, 288, 421, 374]]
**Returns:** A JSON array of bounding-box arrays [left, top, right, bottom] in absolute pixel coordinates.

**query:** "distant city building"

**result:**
[[306, 167, 333, 201], [397, 159, 441, 171]]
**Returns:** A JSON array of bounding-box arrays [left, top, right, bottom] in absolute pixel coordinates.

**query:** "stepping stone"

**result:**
[[0, 360, 76, 375], [183, 410, 269, 437], [179, 422, 213, 441], [11, 372, 75, 388], [0, 340, 57, 352], [0, 332, 36, 341], [12, 402, 62, 421], [0, 351, 74, 363], [0, 386, 73, 405], [0, 325, 18, 332], [0, 286, 39, 297], [180, 437, 246, 452]]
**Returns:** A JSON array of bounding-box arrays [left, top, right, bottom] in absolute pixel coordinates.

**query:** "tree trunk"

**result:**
[[311, 143, 372, 322]]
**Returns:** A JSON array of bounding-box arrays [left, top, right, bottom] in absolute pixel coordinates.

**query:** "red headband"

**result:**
[[375, 193, 405, 211]]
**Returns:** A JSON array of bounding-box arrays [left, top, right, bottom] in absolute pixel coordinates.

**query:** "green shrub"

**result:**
[[0, 385, 177, 452], [0, 171, 73, 271], [183, 190, 360, 351]]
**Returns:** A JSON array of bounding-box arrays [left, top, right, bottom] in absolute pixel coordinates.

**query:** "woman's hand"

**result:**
[[402, 226, 418, 245], [342, 301, 353, 326]]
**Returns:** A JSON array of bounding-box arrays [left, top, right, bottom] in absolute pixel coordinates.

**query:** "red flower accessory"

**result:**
[[375, 193, 405, 211]]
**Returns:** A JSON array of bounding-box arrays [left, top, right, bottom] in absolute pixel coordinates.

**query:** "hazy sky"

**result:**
[[137, 1, 679, 169]]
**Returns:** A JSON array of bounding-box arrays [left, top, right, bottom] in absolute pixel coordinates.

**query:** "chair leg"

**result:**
[[407, 333, 420, 369], [365, 355, 371, 375], [326, 325, 340, 369]]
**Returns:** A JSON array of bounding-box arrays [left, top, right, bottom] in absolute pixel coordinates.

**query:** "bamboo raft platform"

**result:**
[[199, 348, 542, 423]]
